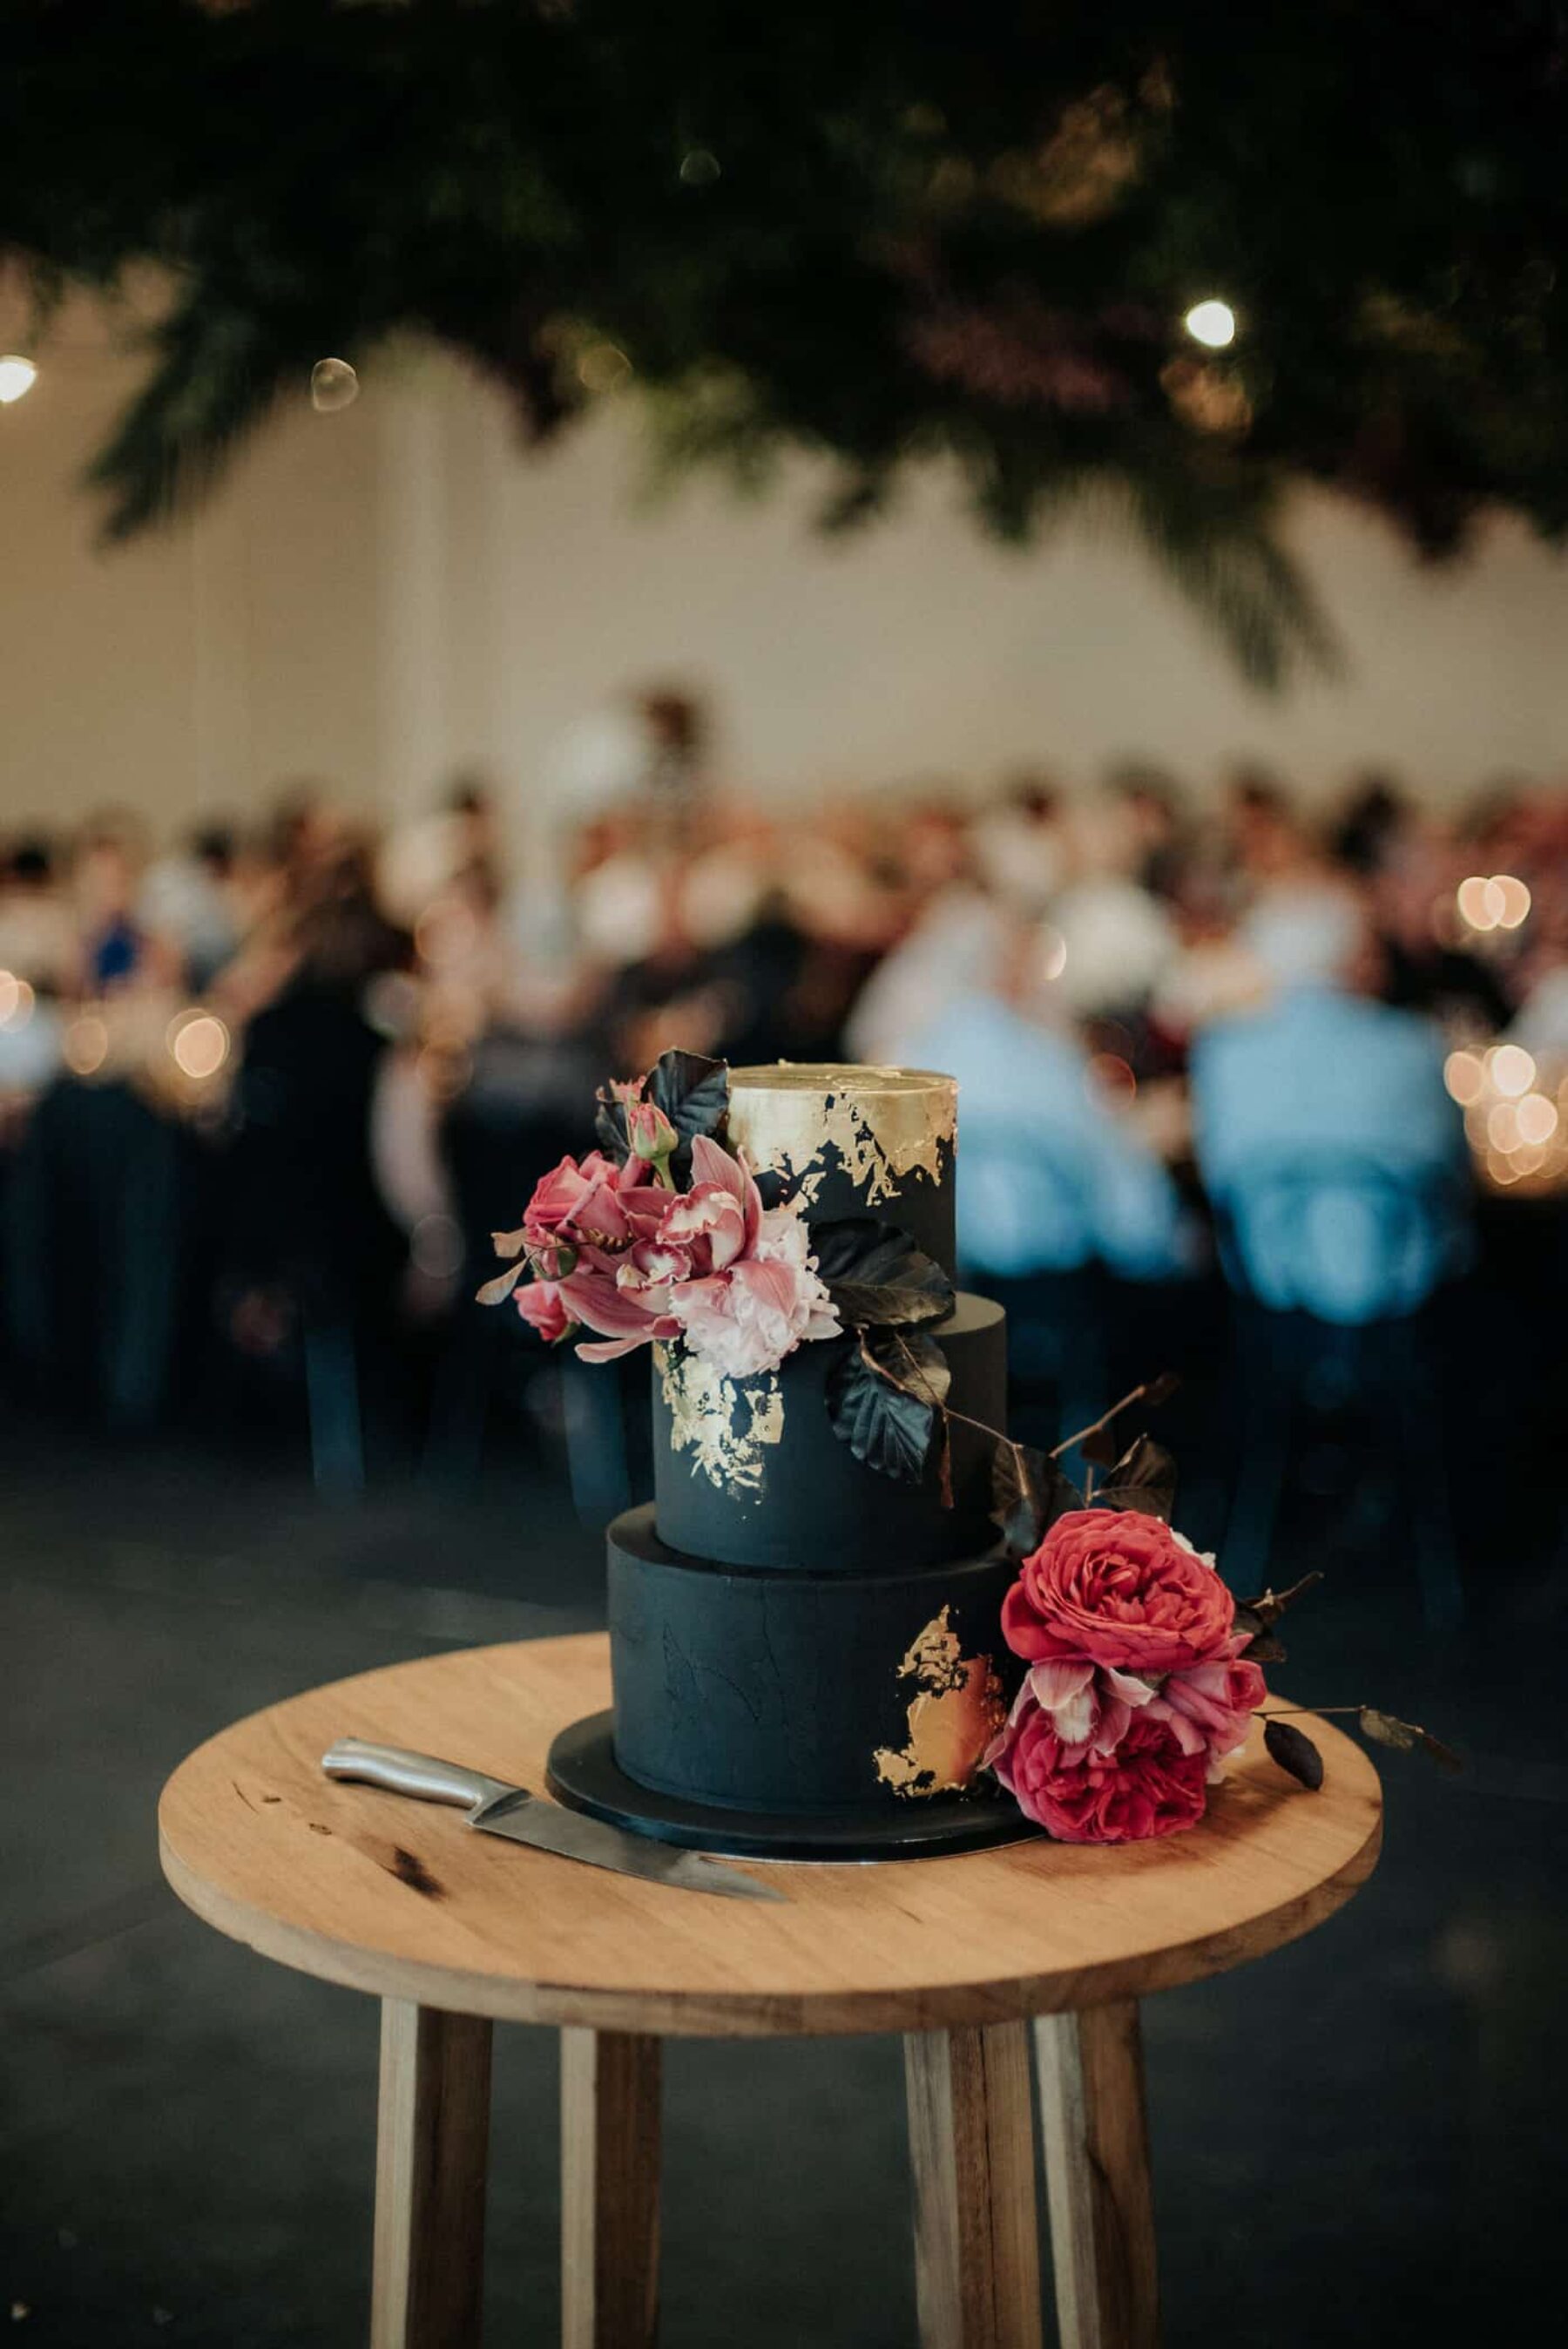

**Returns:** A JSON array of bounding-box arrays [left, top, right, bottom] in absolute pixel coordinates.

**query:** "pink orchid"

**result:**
[[663, 1136, 840, 1378]]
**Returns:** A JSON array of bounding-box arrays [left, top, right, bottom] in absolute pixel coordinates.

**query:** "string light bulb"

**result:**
[[1183, 301, 1236, 349], [0, 355, 38, 404]]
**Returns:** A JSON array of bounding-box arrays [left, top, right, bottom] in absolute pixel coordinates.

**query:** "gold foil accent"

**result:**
[[658, 1343, 784, 1497], [726, 1062, 956, 1212], [873, 1607, 1008, 1797]]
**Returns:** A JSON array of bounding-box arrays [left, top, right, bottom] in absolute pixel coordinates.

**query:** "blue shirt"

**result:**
[[900, 995, 1192, 1281], [1191, 987, 1470, 1323]]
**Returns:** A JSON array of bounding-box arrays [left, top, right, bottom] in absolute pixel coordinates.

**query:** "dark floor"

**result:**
[[3, 1324, 1566, 2348]]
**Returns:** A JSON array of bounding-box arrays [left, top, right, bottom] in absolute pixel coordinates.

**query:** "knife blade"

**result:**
[[321, 1737, 784, 1902]]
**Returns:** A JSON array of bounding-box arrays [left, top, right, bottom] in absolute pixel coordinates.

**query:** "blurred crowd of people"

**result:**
[[2, 687, 1566, 1440]]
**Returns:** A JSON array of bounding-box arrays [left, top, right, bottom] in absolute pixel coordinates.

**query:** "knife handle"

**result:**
[[321, 1737, 521, 1811]]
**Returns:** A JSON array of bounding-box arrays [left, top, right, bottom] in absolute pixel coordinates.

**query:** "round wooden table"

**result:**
[[159, 1632, 1382, 2349]]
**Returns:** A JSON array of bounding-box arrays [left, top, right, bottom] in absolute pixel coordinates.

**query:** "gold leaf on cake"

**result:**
[[659, 1344, 783, 1497], [874, 1606, 1008, 1797], [727, 1063, 956, 1212]]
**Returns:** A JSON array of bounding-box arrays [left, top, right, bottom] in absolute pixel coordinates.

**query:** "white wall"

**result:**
[[4, 321, 1567, 850]]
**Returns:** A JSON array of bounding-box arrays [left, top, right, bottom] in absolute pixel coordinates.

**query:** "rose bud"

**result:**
[[626, 1098, 679, 1171]]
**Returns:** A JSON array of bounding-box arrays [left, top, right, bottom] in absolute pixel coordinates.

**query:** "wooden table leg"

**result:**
[[372, 1999, 493, 2349], [904, 2021, 1043, 2349], [561, 2027, 662, 2349], [1032, 2001, 1159, 2349]]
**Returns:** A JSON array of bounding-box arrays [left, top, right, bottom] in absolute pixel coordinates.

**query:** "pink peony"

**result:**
[[988, 1688, 1209, 1844], [663, 1135, 840, 1378], [1002, 1508, 1241, 1675]]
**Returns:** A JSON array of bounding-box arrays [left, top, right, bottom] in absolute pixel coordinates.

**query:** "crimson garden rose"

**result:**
[[1001, 1507, 1240, 1675], [990, 1696, 1209, 1844]]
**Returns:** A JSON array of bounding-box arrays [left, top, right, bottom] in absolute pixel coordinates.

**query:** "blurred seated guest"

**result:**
[[1329, 769, 1410, 877], [1192, 916, 1470, 1324], [1105, 760, 1189, 900], [972, 769, 1069, 917], [0, 837, 74, 992], [1051, 874, 1176, 1024], [71, 813, 179, 993], [0, 981, 64, 1118], [1223, 765, 1311, 886], [889, 924, 1193, 1283], [845, 816, 1005, 1065], [224, 865, 411, 1350], [140, 822, 243, 990], [1150, 860, 1271, 1044]]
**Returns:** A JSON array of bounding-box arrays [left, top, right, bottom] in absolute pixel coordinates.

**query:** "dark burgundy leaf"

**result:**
[[864, 1326, 951, 1406], [1143, 1371, 1181, 1407], [1263, 1717, 1324, 1790], [645, 1049, 730, 1143], [594, 1095, 631, 1163], [1242, 1632, 1287, 1666], [1231, 1604, 1266, 1642], [1236, 1569, 1325, 1628], [1096, 1434, 1177, 1520], [991, 1439, 1080, 1559], [826, 1333, 940, 1484], [1360, 1709, 1463, 1773], [1079, 1424, 1121, 1468], [810, 1216, 955, 1328]]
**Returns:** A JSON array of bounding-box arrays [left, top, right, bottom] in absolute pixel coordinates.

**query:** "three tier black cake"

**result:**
[[546, 1063, 1033, 1860]]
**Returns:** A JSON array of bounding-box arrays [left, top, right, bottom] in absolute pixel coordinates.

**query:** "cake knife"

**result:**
[[321, 1737, 784, 1901]]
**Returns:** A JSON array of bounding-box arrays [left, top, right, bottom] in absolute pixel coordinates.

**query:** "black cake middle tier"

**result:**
[[651, 1291, 1006, 1571]]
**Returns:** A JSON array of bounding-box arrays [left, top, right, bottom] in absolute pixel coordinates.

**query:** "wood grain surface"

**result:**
[[158, 1633, 1382, 2039], [1035, 2001, 1159, 2349], [905, 2022, 1043, 2349], [370, 2000, 492, 2349]]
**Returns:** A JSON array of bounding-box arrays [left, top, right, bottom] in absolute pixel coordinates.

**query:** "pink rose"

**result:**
[[515, 1279, 575, 1344], [1144, 1655, 1267, 1777], [663, 1135, 840, 1378], [1002, 1508, 1240, 1675], [988, 1690, 1209, 1844], [504, 1148, 661, 1274]]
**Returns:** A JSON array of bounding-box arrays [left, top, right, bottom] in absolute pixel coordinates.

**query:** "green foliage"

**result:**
[[6, 2, 1568, 683]]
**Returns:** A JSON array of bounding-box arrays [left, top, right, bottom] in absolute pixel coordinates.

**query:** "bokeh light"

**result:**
[[1490, 1043, 1535, 1098], [1443, 1049, 1484, 1105], [0, 355, 38, 404], [0, 971, 36, 1030], [576, 342, 632, 393], [309, 357, 360, 412], [1456, 875, 1506, 930], [1515, 1093, 1559, 1147], [1184, 300, 1236, 349], [168, 1011, 230, 1081], [63, 1014, 109, 1077]]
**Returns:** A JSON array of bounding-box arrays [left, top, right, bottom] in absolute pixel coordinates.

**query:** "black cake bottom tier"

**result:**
[[545, 1505, 1035, 1861]]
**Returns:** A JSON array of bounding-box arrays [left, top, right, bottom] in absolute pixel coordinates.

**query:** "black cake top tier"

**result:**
[[726, 1062, 957, 1278]]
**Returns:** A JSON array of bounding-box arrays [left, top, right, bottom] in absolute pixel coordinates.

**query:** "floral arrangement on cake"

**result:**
[[981, 1379, 1458, 1843], [481, 1050, 957, 1476]]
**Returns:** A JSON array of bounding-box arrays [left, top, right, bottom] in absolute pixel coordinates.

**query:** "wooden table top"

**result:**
[[159, 1632, 1382, 2039]]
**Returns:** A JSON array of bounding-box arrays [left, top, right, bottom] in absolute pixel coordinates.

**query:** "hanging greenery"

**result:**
[[5, 1, 1568, 684]]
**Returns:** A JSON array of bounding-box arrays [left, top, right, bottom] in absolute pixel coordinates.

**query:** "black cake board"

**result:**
[[546, 1711, 1041, 1864]]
